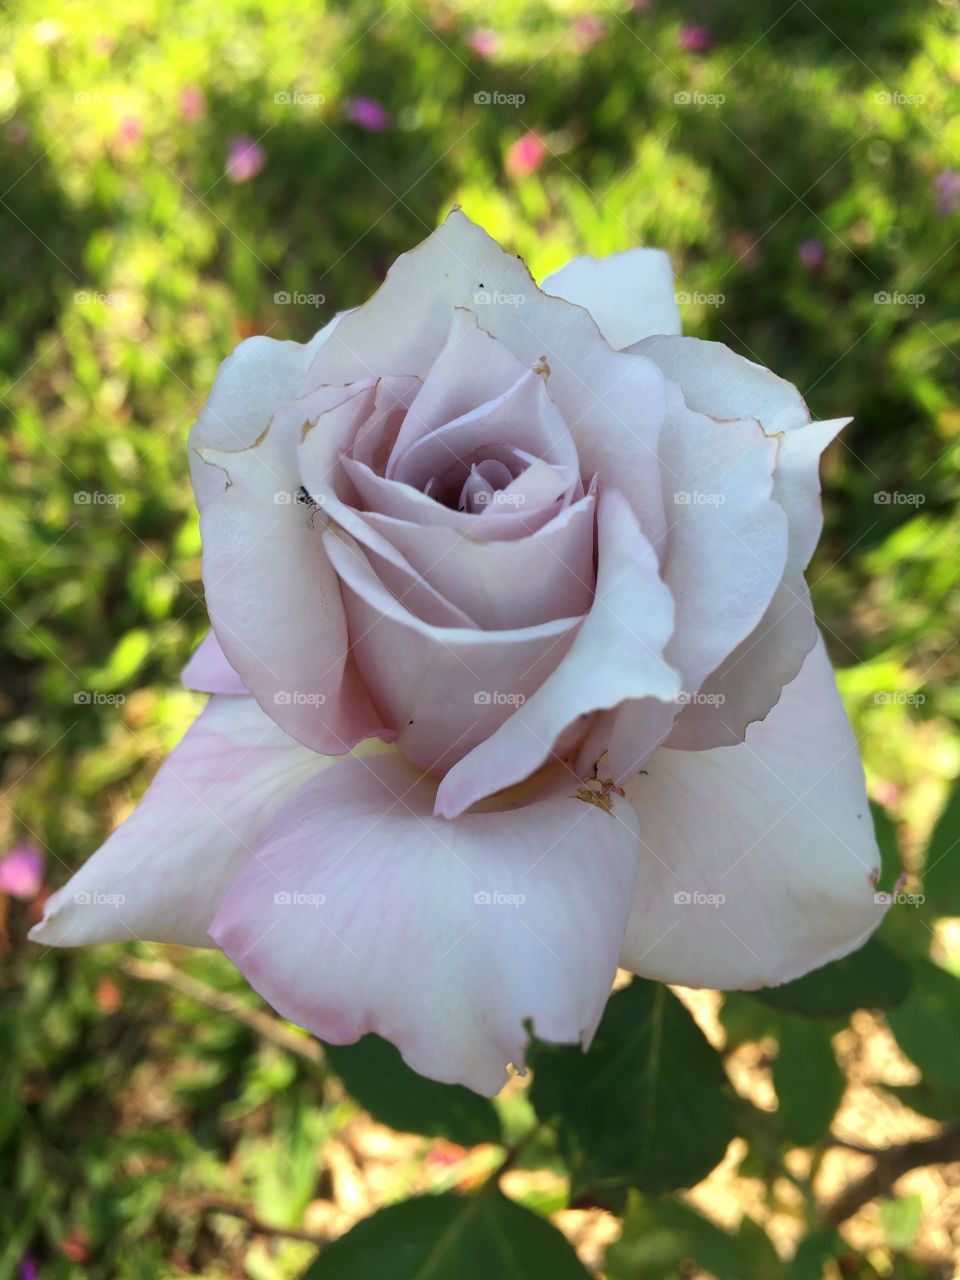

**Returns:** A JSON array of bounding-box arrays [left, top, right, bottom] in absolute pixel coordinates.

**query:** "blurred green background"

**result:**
[[2, 0, 960, 1276]]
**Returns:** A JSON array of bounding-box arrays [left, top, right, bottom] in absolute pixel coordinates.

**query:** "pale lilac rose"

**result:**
[[31, 211, 886, 1094]]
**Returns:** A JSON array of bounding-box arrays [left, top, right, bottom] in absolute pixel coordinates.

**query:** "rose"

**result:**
[[31, 212, 885, 1095]]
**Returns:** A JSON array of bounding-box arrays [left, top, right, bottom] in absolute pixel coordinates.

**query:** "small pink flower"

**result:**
[[226, 135, 266, 183], [506, 131, 546, 179], [114, 114, 142, 149], [798, 238, 825, 269], [347, 97, 391, 133], [0, 843, 45, 901], [571, 14, 608, 52], [934, 169, 960, 218], [179, 85, 207, 121], [679, 23, 713, 53], [467, 27, 501, 59]]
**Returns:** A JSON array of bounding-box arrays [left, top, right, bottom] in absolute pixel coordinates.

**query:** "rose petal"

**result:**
[[210, 752, 641, 1094], [619, 636, 886, 989], [29, 697, 339, 948], [542, 248, 682, 348], [594, 384, 789, 781], [668, 417, 849, 750], [197, 385, 386, 753], [181, 631, 247, 695], [322, 525, 582, 773], [435, 489, 680, 819], [306, 210, 669, 548], [188, 319, 341, 507]]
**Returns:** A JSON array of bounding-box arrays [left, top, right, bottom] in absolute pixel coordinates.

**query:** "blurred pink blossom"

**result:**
[[347, 97, 391, 133], [226, 135, 266, 183], [798, 238, 825, 269], [114, 114, 142, 149], [0, 843, 45, 900], [571, 14, 608, 52], [467, 27, 501, 59], [179, 85, 207, 121], [506, 131, 546, 179], [934, 169, 960, 218], [679, 24, 713, 53]]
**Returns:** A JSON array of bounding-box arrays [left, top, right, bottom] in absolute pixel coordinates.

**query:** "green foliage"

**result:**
[[749, 937, 912, 1016], [300, 1191, 591, 1279], [324, 1036, 502, 1148], [529, 982, 736, 1201]]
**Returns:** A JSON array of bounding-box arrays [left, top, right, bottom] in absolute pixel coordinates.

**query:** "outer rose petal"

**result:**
[[435, 490, 680, 819], [630, 334, 809, 431], [197, 387, 386, 754], [619, 637, 886, 989], [210, 753, 642, 1094], [29, 697, 338, 948], [188, 319, 340, 508], [307, 209, 670, 549], [541, 248, 682, 348], [593, 384, 789, 781], [182, 631, 246, 694]]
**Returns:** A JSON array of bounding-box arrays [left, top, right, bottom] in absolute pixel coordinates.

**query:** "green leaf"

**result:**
[[922, 779, 960, 914], [529, 980, 735, 1198], [324, 1035, 501, 1147], [772, 1018, 845, 1146], [783, 1227, 848, 1280], [748, 938, 911, 1015], [879, 1193, 923, 1250], [299, 1191, 590, 1279], [887, 959, 960, 1080], [606, 1193, 779, 1280]]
